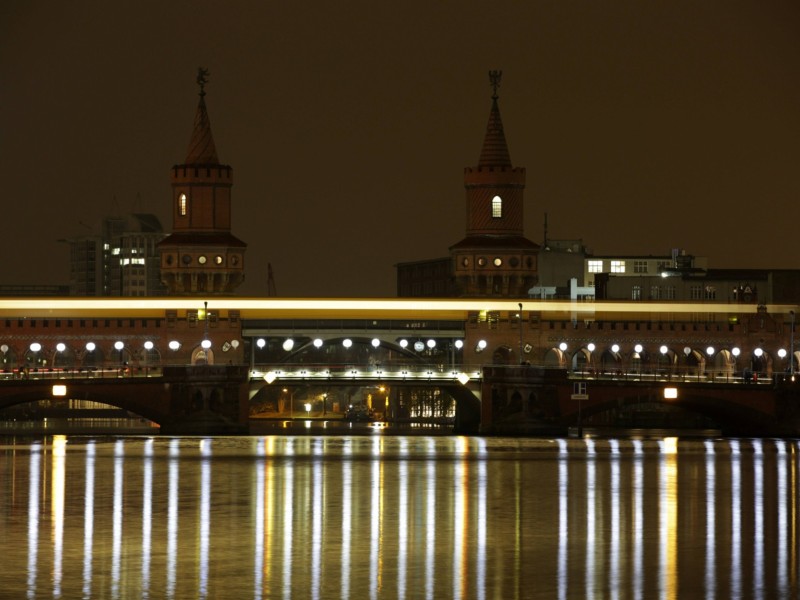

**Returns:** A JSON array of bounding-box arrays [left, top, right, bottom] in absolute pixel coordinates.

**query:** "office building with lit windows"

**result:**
[[63, 213, 166, 297]]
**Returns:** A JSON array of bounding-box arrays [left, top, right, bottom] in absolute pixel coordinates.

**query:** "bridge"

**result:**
[[480, 365, 800, 436], [0, 366, 250, 435], [1, 359, 798, 436], [0, 296, 797, 434]]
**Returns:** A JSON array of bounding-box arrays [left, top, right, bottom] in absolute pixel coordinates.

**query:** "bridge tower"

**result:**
[[450, 71, 539, 297], [158, 68, 247, 295]]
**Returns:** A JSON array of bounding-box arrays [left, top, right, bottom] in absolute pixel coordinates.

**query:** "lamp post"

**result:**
[[114, 341, 125, 376], [518, 303, 524, 365], [791, 311, 795, 380]]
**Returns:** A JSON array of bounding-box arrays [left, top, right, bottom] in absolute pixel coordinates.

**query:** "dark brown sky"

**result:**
[[2, 1, 800, 297]]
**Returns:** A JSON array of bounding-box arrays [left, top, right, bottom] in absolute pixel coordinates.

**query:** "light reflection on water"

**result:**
[[0, 435, 798, 598]]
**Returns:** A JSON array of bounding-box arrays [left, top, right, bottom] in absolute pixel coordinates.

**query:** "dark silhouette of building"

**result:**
[[62, 213, 167, 297], [158, 69, 247, 295], [397, 71, 539, 297]]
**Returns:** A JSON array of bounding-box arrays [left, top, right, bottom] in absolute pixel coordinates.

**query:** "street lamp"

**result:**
[[114, 340, 125, 374], [791, 310, 796, 380], [518, 303, 524, 364], [706, 346, 715, 380]]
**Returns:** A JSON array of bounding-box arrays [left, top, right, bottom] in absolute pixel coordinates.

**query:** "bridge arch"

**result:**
[[52, 345, 78, 369], [0, 345, 17, 372], [748, 349, 773, 375], [544, 347, 566, 367], [599, 348, 621, 372], [192, 346, 215, 365]]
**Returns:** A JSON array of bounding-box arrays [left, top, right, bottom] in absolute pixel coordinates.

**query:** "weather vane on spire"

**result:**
[[489, 70, 502, 100], [197, 67, 210, 97]]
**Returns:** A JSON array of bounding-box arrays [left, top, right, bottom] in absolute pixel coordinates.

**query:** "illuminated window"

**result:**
[[178, 193, 188, 216], [491, 196, 502, 218], [588, 260, 603, 273], [610, 260, 626, 273], [632, 285, 641, 300]]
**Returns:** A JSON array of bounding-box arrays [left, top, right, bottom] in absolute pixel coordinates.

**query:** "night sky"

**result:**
[[3, 1, 800, 297]]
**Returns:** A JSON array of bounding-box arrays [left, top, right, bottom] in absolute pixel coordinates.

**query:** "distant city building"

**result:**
[[536, 238, 591, 288], [599, 266, 800, 305], [562, 247, 800, 305], [395, 257, 454, 297], [583, 249, 708, 290], [63, 213, 167, 297], [158, 69, 247, 295], [397, 71, 539, 297]]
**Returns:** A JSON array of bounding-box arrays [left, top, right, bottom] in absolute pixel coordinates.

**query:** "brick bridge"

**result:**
[[1, 364, 798, 436], [0, 366, 250, 435], [480, 366, 800, 436]]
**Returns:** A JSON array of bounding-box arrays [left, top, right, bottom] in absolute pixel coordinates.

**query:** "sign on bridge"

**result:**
[[571, 381, 588, 400]]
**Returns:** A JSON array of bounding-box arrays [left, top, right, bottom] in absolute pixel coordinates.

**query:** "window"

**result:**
[[610, 260, 626, 273], [632, 285, 641, 300], [650, 285, 660, 299], [491, 196, 502, 218], [704, 286, 716, 300], [664, 285, 676, 300], [588, 260, 603, 273], [178, 193, 188, 216], [690, 285, 702, 300], [634, 260, 648, 274]]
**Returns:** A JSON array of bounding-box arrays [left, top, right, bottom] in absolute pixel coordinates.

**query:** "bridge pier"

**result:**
[[158, 366, 250, 435], [479, 366, 569, 435]]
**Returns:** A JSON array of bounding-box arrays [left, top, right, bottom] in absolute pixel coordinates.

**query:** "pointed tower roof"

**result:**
[[477, 70, 512, 168], [184, 68, 219, 165]]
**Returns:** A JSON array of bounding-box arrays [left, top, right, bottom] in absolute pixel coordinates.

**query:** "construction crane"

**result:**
[[266, 263, 277, 297]]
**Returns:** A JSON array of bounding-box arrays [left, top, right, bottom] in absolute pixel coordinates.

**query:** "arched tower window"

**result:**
[[178, 193, 188, 216], [491, 195, 502, 218]]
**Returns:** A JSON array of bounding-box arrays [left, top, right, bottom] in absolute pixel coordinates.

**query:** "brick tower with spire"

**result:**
[[158, 68, 247, 295], [449, 71, 538, 296]]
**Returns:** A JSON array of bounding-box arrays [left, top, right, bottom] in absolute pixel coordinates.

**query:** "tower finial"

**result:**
[[489, 70, 502, 100], [197, 67, 209, 98]]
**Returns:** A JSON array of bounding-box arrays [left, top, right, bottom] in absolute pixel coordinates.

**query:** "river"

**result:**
[[0, 432, 797, 599]]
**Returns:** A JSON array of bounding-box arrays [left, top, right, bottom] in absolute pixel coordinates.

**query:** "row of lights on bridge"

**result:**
[[556, 342, 785, 359], [8, 339, 241, 354], [255, 338, 468, 352]]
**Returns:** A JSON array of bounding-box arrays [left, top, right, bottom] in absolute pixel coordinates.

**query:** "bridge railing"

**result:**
[[249, 361, 784, 386], [0, 361, 783, 387], [568, 367, 779, 386], [0, 366, 163, 381], [250, 362, 487, 384]]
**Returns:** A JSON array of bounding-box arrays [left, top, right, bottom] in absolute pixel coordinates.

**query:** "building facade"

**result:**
[[63, 213, 167, 297]]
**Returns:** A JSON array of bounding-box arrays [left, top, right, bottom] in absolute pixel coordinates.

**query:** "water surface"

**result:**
[[0, 434, 797, 599]]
